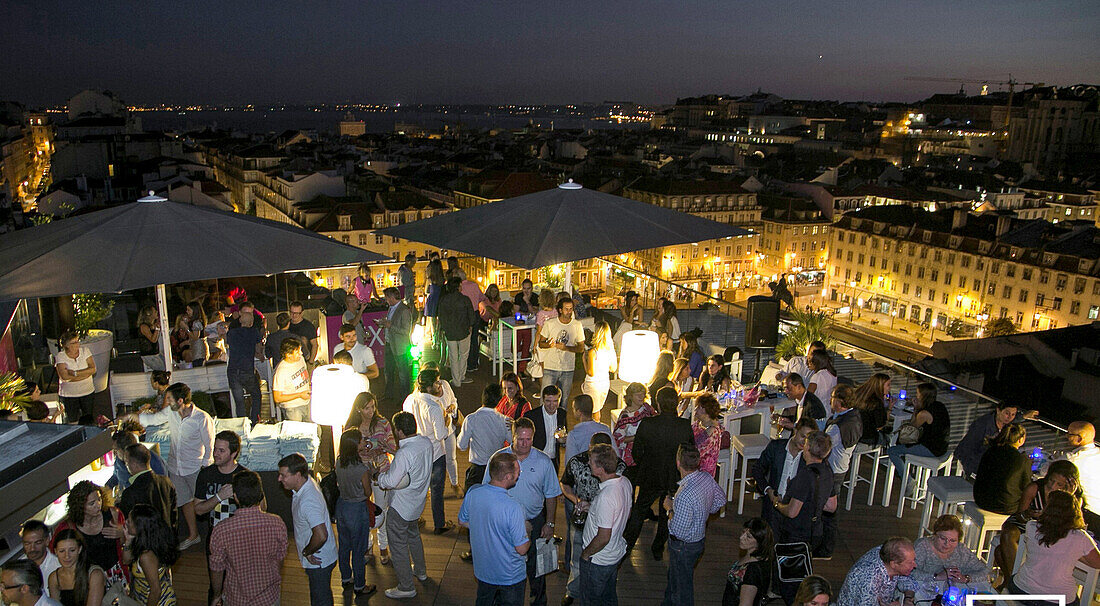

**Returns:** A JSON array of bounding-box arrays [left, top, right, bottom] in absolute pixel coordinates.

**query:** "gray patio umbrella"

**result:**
[[0, 192, 386, 368], [376, 181, 753, 283]]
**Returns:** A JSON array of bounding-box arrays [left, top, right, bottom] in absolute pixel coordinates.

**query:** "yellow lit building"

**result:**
[[827, 206, 1100, 336]]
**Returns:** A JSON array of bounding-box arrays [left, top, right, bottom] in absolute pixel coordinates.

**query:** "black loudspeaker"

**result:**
[[745, 295, 780, 348]]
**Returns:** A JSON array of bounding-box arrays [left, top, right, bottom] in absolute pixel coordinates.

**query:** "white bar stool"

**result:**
[[844, 443, 884, 510], [884, 453, 953, 517], [961, 501, 1010, 561], [730, 434, 770, 515], [920, 476, 973, 536]]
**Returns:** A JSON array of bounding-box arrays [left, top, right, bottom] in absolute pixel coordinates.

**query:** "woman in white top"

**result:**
[[582, 321, 618, 423], [1009, 490, 1100, 606], [55, 328, 96, 423], [806, 349, 837, 415]]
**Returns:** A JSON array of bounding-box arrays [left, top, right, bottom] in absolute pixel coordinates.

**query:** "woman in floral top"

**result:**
[[612, 382, 654, 483], [345, 391, 395, 564], [693, 394, 724, 477]]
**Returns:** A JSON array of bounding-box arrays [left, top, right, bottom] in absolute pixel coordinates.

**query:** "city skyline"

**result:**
[[3, 0, 1098, 106]]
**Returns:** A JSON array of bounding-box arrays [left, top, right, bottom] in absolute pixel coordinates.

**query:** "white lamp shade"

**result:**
[[618, 330, 660, 383], [310, 364, 362, 426]]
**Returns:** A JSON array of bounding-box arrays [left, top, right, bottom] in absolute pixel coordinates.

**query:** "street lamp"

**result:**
[[930, 317, 938, 342]]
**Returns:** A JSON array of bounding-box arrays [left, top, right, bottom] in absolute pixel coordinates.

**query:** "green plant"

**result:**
[[73, 294, 114, 338], [191, 391, 215, 416], [774, 308, 835, 361], [0, 372, 31, 412], [945, 318, 967, 338], [985, 317, 1017, 337]]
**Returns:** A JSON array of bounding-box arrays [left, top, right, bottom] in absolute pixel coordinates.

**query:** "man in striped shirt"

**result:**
[[662, 446, 726, 606]]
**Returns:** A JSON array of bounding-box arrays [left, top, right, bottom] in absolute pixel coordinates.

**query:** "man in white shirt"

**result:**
[[537, 297, 585, 405], [332, 323, 379, 388], [277, 453, 338, 606], [1053, 421, 1100, 528], [1, 559, 62, 606], [373, 412, 435, 600], [401, 368, 456, 535], [18, 521, 59, 599], [137, 382, 214, 551], [579, 443, 633, 605], [458, 384, 512, 491], [273, 338, 311, 422]]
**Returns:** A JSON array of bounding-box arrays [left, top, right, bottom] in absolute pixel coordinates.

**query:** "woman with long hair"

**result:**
[[973, 423, 1031, 515], [352, 262, 377, 304], [682, 355, 731, 407], [581, 321, 618, 422], [184, 302, 207, 363], [614, 290, 643, 351], [122, 503, 180, 606], [654, 299, 681, 351], [995, 460, 1084, 584], [693, 394, 724, 477], [334, 429, 377, 596], [886, 382, 951, 488], [647, 351, 676, 402], [853, 372, 891, 445], [791, 576, 832, 606], [612, 382, 655, 482], [55, 328, 96, 423], [168, 314, 192, 364], [722, 517, 773, 606], [1008, 490, 1100, 605], [52, 481, 128, 587], [344, 391, 394, 565], [479, 284, 503, 328], [136, 305, 160, 356], [678, 332, 705, 379], [806, 349, 837, 412], [49, 529, 107, 606], [495, 372, 532, 420]]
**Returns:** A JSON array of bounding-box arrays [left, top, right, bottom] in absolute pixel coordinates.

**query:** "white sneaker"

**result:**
[[385, 587, 417, 599], [178, 536, 201, 550], [415, 572, 429, 581]]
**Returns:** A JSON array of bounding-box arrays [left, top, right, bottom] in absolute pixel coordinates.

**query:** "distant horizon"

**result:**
[[18, 81, 1100, 113]]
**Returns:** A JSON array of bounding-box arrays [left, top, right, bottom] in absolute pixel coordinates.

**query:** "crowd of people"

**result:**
[[3, 265, 1099, 606]]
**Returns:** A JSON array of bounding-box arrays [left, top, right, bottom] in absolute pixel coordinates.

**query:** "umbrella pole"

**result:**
[[564, 261, 573, 294], [156, 284, 174, 370]]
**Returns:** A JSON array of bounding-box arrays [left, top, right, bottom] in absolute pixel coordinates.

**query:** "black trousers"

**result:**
[[623, 482, 670, 554]]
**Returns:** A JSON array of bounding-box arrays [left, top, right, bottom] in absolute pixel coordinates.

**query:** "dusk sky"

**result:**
[[3, 0, 1098, 106]]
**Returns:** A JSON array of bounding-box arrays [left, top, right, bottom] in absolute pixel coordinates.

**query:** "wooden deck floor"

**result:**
[[167, 361, 935, 606]]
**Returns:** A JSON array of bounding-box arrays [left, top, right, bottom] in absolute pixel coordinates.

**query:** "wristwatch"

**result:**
[[546, 522, 555, 528]]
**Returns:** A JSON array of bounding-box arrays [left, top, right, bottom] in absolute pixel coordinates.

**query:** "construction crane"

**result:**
[[905, 75, 1045, 148]]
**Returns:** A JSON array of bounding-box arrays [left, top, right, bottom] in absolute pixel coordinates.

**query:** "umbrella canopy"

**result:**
[[375, 181, 753, 269], [0, 193, 387, 301]]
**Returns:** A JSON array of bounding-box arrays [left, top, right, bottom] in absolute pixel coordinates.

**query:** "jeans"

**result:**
[[1007, 575, 1078, 606], [227, 366, 262, 422], [524, 511, 548, 606], [335, 498, 371, 589], [387, 508, 425, 592], [565, 519, 584, 598], [304, 562, 335, 606], [663, 537, 704, 606], [445, 432, 458, 486], [430, 454, 447, 530], [384, 345, 412, 404], [580, 558, 619, 606], [623, 482, 670, 554], [60, 393, 95, 423], [447, 335, 470, 385], [475, 579, 526, 606], [887, 443, 935, 478], [541, 369, 574, 405], [282, 405, 309, 422]]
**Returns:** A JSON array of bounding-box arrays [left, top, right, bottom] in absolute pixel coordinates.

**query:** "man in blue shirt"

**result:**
[[459, 451, 531, 606], [225, 307, 263, 422], [662, 445, 726, 606], [483, 418, 562, 606]]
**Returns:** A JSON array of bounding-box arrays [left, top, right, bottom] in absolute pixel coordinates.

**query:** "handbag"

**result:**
[[896, 422, 922, 446], [527, 346, 544, 379], [534, 537, 559, 577], [320, 472, 340, 520], [774, 541, 813, 582]]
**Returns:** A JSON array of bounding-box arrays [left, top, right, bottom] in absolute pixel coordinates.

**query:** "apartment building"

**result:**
[[756, 194, 831, 279], [828, 206, 1100, 335]]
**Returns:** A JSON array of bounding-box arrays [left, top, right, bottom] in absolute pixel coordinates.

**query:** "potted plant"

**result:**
[[774, 308, 835, 362], [0, 372, 31, 413], [49, 294, 115, 393]]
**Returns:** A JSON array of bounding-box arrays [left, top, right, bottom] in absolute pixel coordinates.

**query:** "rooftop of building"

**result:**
[[624, 177, 752, 196]]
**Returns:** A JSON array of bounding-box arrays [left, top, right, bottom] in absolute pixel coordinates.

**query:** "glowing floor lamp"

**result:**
[[617, 330, 660, 416], [311, 364, 361, 460]]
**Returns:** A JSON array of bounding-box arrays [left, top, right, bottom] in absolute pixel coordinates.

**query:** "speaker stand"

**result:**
[[749, 347, 769, 383]]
